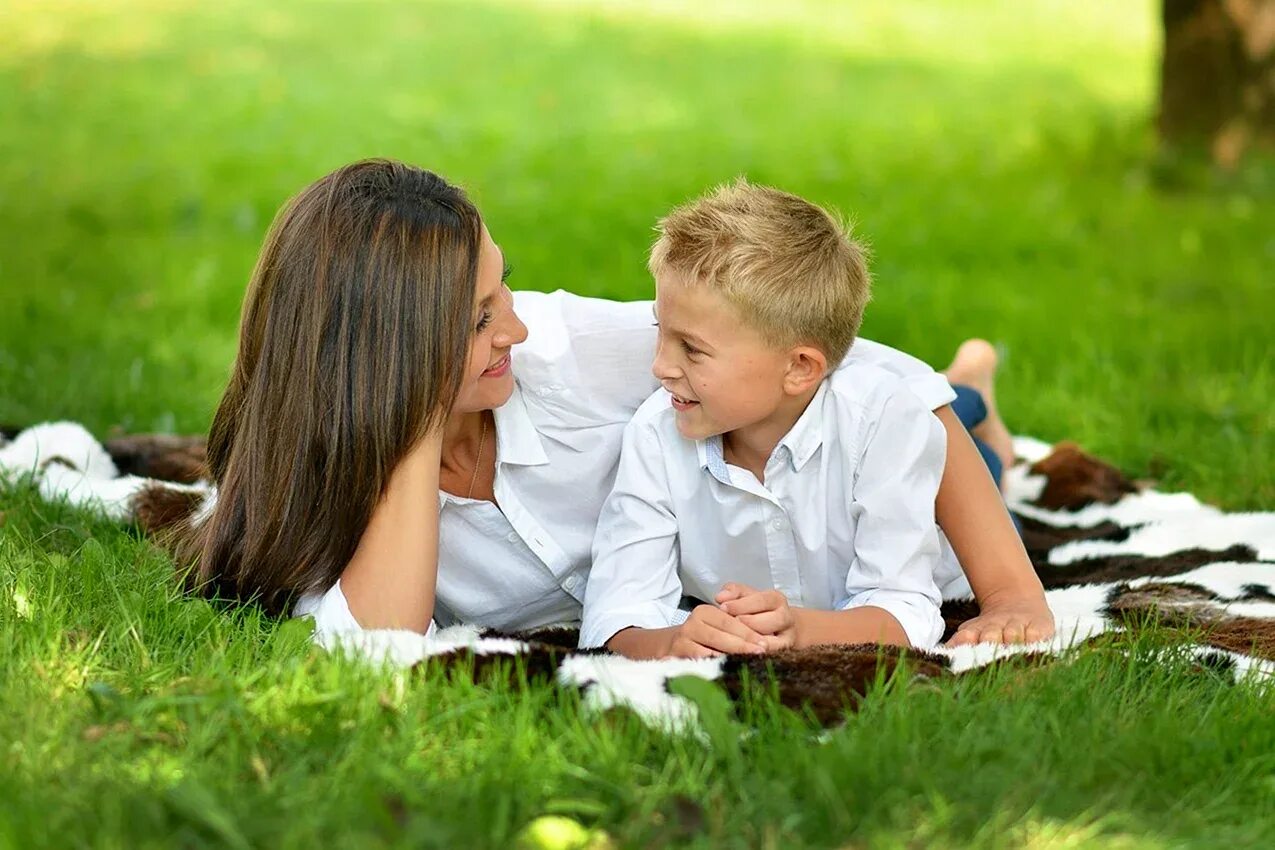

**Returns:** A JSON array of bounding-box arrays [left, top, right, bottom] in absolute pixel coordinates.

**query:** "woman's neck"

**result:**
[[440, 409, 489, 472]]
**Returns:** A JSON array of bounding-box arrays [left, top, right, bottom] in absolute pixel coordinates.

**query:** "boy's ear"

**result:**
[[784, 345, 828, 395]]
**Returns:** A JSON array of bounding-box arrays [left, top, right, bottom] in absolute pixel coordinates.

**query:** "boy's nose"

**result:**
[[651, 340, 679, 381]]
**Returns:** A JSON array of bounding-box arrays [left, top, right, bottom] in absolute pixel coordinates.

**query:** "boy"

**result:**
[[580, 181, 1048, 658]]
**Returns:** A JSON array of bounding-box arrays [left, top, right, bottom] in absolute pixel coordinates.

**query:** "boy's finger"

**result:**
[[738, 610, 791, 636], [693, 607, 767, 647], [944, 626, 982, 647], [1023, 623, 1054, 643], [696, 624, 766, 655], [714, 582, 757, 603], [719, 591, 783, 616], [1000, 619, 1028, 644], [673, 641, 720, 659]]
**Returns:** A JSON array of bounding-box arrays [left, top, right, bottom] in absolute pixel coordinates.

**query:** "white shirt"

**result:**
[[579, 361, 965, 650], [295, 291, 961, 640], [295, 290, 661, 637]]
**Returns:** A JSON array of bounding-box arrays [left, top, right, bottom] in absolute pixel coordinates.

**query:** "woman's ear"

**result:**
[[783, 345, 828, 396]]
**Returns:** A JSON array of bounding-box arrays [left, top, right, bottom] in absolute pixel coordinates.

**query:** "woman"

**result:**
[[187, 159, 1051, 647]]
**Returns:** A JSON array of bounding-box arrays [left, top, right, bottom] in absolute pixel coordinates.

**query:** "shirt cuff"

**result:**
[[293, 580, 438, 644], [579, 602, 687, 649], [840, 589, 944, 649]]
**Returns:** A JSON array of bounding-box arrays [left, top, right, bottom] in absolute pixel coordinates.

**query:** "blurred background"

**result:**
[[0, 0, 1271, 507]]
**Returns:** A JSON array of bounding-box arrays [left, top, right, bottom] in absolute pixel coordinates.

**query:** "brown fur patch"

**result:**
[[130, 484, 206, 536], [104, 434, 208, 483], [1029, 442, 1138, 510], [1037, 545, 1258, 589], [416, 643, 569, 686], [1107, 582, 1275, 662], [940, 598, 981, 642], [1016, 515, 1131, 560], [718, 643, 949, 726]]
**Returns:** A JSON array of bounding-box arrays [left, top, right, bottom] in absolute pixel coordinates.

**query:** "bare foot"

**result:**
[[943, 339, 1014, 486]]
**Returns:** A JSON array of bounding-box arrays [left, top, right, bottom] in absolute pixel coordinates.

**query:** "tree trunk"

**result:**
[[1159, 0, 1275, 167]]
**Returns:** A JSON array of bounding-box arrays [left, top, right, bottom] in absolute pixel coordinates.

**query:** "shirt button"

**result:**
[[564, 575, 580, 592], [771, 518, 787, 531], [506, 532, 519, 543]]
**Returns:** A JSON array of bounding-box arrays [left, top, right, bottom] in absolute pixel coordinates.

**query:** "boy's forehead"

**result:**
[[655, 271, 722, 309]]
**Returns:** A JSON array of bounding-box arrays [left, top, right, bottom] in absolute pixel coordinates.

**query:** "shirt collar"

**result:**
[[492, 382, 550, 467], [695, 380, 829, 483], [777, 379, 829, 472]]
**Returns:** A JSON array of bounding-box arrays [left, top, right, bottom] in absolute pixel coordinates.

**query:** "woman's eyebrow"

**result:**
[[477, 249, 505, 307]]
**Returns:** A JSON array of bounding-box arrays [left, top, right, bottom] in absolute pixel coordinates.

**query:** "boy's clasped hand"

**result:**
[[667, 583, 798, 658]]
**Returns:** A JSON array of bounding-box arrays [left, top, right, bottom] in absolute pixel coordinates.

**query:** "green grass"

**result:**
[[1, 0, 1273, 847]]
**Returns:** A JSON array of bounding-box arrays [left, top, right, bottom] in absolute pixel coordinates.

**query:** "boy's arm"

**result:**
[[833, 388, 948, 649], [932, 406, 1054, 644], [581, 413, 768, 657]]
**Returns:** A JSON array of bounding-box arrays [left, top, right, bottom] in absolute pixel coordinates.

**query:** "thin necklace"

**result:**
[[466, 414, 489, 500]]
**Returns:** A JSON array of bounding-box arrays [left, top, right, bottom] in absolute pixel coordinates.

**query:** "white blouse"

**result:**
[[295, 291, 959, 639], [579, 362, 964, 651]]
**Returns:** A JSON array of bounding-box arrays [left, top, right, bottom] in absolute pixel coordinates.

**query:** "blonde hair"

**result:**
[[648, 179, 870, 365]]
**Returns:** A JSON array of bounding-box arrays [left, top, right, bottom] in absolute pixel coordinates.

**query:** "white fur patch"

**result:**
[[558, 654, 724, 734], [0, 421, 117, 483], [1049, 514, 1275, 564]]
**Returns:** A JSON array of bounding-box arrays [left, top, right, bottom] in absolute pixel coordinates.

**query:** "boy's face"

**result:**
[[651, 271, 793, 441]]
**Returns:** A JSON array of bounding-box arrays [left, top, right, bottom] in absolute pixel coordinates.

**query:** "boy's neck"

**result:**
[[721, 383, 822, 483]]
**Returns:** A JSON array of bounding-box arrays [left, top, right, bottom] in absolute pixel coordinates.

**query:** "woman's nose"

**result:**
[[494, 305, 529, 348]]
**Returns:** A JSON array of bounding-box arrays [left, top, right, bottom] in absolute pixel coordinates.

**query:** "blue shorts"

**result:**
[[950, 384, 1002, 485]]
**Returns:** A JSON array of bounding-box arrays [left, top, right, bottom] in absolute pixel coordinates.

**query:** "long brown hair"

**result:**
[[185, 159, 481, 613]]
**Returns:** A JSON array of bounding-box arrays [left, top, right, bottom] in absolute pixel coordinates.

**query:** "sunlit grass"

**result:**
[[1, 1, 1273, 846]]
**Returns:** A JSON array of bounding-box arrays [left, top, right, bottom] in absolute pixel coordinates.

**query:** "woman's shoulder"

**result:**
[[511, 289, 660, 422], [838, 336, 955, 411]]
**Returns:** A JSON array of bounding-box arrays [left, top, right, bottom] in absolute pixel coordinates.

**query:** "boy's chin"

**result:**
[[673, 411, 720, 441]]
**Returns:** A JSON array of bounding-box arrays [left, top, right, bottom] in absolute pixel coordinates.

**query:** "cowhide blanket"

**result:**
[[2, 423, 1272, 731]]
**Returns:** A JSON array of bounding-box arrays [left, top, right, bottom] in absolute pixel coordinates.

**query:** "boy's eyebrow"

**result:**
[[665, 321, 713, 349], [651, 301, 713, 348]]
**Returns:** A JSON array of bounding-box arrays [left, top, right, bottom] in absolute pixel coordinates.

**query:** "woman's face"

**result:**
[[452, 226, 528, 414]]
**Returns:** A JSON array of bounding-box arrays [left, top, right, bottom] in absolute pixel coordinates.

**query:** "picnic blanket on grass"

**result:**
[[3, 423, 1272, 731]]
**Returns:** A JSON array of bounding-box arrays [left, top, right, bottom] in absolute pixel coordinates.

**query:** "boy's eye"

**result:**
[[681, 340, 701, 357], [476, 308, 494, 332]]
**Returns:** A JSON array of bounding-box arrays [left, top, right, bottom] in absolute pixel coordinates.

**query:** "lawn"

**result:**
[[1, 1, 1273, 847]]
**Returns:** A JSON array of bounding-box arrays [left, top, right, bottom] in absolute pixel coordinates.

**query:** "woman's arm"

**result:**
[[338, 433, 444, 633], [933, 406, 1054, 644]]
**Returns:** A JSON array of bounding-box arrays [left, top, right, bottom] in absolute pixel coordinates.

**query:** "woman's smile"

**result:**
[[482, 353, 511, 378]]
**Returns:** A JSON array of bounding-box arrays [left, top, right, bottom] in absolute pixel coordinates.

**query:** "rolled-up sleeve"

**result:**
[[840, 388, 946, 649], [580, 412, 686, 648], [294, 580, 438, 645]]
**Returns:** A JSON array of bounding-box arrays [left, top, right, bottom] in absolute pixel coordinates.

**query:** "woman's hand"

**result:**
[[338, 430, 445, 633]]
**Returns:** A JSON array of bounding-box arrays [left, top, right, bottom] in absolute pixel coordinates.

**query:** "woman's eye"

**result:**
[[501, 263, 513, 283], [476, 309, 493, 332]]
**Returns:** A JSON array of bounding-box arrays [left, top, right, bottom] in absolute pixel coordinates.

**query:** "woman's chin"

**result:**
[[456, 374, 516, 413]]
